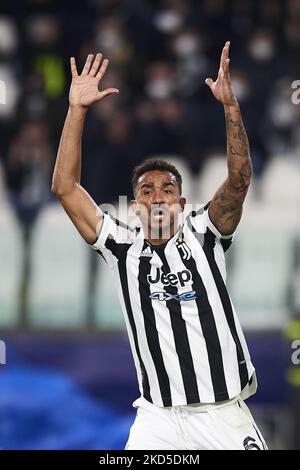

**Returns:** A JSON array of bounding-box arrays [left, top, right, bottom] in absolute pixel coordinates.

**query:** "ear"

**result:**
[[130, 199, 139, 215], [179, 197, 186, 211]]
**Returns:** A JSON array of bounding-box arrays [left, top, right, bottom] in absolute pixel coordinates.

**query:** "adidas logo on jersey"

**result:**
[[140, 246, 153, 258]]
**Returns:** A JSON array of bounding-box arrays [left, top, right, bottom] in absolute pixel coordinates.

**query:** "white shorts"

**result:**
[[125, 396, 267, 450]]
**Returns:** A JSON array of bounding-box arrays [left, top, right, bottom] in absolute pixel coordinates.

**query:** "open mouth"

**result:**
[[151, 206, 169, 221]]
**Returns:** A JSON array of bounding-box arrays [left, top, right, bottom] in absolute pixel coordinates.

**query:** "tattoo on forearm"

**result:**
[[225, 112, 252, 190], [225, 115, 249, 157], [209, 180, 244, 235], [238, 161, 252, 190], [207, 111, 253, 235]]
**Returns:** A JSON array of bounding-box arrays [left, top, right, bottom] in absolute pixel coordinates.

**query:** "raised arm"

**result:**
[[51, 53, 119, 243], [205, 42, 252, 235]]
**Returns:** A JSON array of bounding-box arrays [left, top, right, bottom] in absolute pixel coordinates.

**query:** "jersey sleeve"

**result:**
[[189, 202, 234, 252], [88, 212, 136, 266]]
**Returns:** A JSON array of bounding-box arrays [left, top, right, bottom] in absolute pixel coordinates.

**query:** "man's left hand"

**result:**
[[205, 41, 238, 108]]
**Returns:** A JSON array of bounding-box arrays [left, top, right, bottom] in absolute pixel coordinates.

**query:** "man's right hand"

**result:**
[[69, 53, 119, 109]]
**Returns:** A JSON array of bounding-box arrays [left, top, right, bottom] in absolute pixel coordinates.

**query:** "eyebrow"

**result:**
[[140, 181, 176, 190]]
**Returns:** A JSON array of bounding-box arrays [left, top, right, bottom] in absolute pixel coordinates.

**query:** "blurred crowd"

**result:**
[[1, 0, 300, 208]]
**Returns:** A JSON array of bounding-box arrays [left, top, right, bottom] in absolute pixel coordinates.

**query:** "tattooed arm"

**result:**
[[209, 104, 252, 235], [205, 42, 252, 235]]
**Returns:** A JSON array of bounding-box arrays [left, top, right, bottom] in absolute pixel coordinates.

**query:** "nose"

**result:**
[[151, 190, 164, 205]]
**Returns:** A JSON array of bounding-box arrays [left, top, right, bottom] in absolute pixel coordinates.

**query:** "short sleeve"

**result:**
[[203, 205, 235, 241], [88, 212, 136, 266], [188, 203, 234, 252]]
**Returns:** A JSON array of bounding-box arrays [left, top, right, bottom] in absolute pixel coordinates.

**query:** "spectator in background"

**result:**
[[4, 121, 53, 326], [23, 13, 67, 146], [264, 77, 300, 157], [170, 27, 210, 98], [17, 72, 49, 123], [24, 14, 65, 100]]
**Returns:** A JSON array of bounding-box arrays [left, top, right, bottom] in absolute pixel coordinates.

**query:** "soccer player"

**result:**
[[51, 42, 267, 450]]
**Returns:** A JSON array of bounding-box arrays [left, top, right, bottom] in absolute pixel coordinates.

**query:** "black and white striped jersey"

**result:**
[[91, 204, 256, 407]]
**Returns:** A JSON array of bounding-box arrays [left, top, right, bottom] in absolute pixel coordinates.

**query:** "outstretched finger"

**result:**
[[70, 57, 78, 77], [81, 54, 94, 75], [220, 41, 230, 71], [96, 58, 109, 80], [89, 52, 103, 77]]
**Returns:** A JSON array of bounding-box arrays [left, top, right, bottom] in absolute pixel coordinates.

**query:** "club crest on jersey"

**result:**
[[175, 238, 191, 260]]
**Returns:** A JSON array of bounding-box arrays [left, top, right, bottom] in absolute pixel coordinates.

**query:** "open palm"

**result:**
[[205, 42, 237, 107], [69, 53, 119, 108]]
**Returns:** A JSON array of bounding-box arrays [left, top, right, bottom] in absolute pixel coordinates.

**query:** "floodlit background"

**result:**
[[0, 0, 300, 450]]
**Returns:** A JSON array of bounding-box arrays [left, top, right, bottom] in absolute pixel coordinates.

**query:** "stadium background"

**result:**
[[0, 0, 300, 450]]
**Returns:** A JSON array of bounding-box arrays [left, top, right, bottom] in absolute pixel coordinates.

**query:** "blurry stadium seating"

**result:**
[[194, 155, 228, 204], [0, 201, 22, 327], [228, 201, 297, 329], [231, 158, 300, 329], [261, 157, 300, 210], [94, 260, 125, 330], [27, 203, 89, 328]]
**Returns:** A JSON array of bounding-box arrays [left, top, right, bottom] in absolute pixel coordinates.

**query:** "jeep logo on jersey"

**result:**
[[147, 268, 192, 287]]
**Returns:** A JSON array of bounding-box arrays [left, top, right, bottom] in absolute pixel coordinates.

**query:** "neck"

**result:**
[[146, 236, 170, 246]]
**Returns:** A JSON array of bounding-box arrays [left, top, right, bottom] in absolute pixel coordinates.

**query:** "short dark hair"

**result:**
[[132, 159, 182, 197]]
